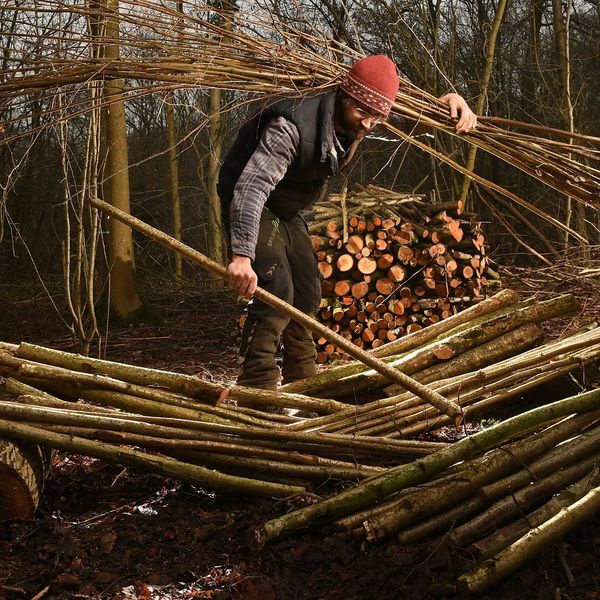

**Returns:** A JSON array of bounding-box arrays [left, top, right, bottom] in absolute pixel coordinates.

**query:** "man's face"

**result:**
[[336, 96, 386, 140]]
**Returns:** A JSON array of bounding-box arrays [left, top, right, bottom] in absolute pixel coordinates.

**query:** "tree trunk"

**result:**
[[520, 0, 546, 120], [207, 87, 225, 269], [551, 0, 584, 245], [166, 92, 183, 279], [103, 0, 142, 318], [460, 0, 508, 205], [206, 1, 236, 272]]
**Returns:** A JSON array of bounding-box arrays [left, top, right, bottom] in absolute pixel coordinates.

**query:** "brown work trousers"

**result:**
[[237, 208, 321, 390]]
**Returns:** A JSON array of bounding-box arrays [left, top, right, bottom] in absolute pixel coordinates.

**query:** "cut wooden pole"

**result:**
[[458, 484, 600, 593], [0, 400, 443, 460], [0, 419, 304, 498], [0, 438, 48, 521], [471, 467, 600, 560], [254, 388, 600, 546], [365, 421, 600, 541], [449, 453, 600, 548], [282, 291, 525, 396], [390, 421, 600, 544], [89, 197, 462, 420], [13, 343, 343, 414], [38, 424, 385, 476]]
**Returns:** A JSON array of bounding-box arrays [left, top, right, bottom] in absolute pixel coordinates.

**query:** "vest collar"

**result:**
[[319, 90, 363, 172], [318, 90, 339, 167]]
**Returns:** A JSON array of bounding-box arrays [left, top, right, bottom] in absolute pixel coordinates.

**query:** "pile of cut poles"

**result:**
[[2, 198, 600, 590], [2, 289, 600, 591]]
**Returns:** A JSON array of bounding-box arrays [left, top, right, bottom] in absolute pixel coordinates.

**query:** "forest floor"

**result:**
[[0, 278, 599, 600]]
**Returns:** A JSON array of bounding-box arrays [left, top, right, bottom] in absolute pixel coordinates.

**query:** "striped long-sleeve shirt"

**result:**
[[229, 116, 301, 260]]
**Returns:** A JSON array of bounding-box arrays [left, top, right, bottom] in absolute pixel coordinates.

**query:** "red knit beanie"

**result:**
[[339, 55, 399, 116]]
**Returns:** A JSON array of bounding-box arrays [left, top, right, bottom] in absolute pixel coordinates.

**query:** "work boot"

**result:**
[[281, 319, 318, 385], [237, 313, 289, 391]]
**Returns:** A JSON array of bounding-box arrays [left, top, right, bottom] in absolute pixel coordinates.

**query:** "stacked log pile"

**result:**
[[307, 186, 500, 362]]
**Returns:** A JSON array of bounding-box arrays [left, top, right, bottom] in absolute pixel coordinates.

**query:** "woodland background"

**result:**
[[1, 3, 600, 599], [0, 0, 599, 347]]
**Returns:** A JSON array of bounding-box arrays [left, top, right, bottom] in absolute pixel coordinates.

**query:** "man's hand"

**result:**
[[228, 254, 258, 298], [438, 93, 477, 134]]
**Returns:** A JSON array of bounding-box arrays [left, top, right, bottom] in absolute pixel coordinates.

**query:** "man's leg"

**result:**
[[281, 215, 321, 384], [237, 312, 289, 390], [237, 209, 292, 390], [281, 319, 318, 384]]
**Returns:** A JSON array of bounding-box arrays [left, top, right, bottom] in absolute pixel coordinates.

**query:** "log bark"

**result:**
[[0, 438, 49, 521], [254, 388, 600, 546], [41, 424, 384, 476], [0, 400, 443, 461], [15, 342, 222, 397], [458, 484, 600, 594]]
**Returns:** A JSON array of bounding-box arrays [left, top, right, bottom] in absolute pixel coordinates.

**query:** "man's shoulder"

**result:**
[[261, 90, 335, 118], [262, 116, 300, 146]]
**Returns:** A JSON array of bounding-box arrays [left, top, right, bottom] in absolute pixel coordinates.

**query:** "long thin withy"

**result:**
[[88, 197, 463, 420]]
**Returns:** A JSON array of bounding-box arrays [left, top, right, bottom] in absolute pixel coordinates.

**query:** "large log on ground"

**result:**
[[0, 438, 49, 520], [307, 187, 499, 362]]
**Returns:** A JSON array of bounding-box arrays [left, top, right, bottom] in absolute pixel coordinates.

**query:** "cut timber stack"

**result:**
[[308, 186, 500, 363]]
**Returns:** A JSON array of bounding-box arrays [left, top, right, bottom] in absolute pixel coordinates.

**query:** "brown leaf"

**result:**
[[55, 572, 81, 586], [101, 531, 118, 555], [134, 581, 152, 599]]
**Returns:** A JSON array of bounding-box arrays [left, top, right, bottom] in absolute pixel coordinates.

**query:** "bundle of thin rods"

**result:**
[[1, 1, 599, 239]]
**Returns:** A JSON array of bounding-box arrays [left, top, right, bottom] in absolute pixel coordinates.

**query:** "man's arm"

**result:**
[[227, 116, 300, 298], [387, 92, 476, 137]]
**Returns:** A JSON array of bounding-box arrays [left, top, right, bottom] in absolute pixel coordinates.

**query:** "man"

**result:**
[[218, 55, 476, 391]]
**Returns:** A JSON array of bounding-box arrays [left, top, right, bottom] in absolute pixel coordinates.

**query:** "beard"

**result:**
[[335, 100, 368, 142]]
